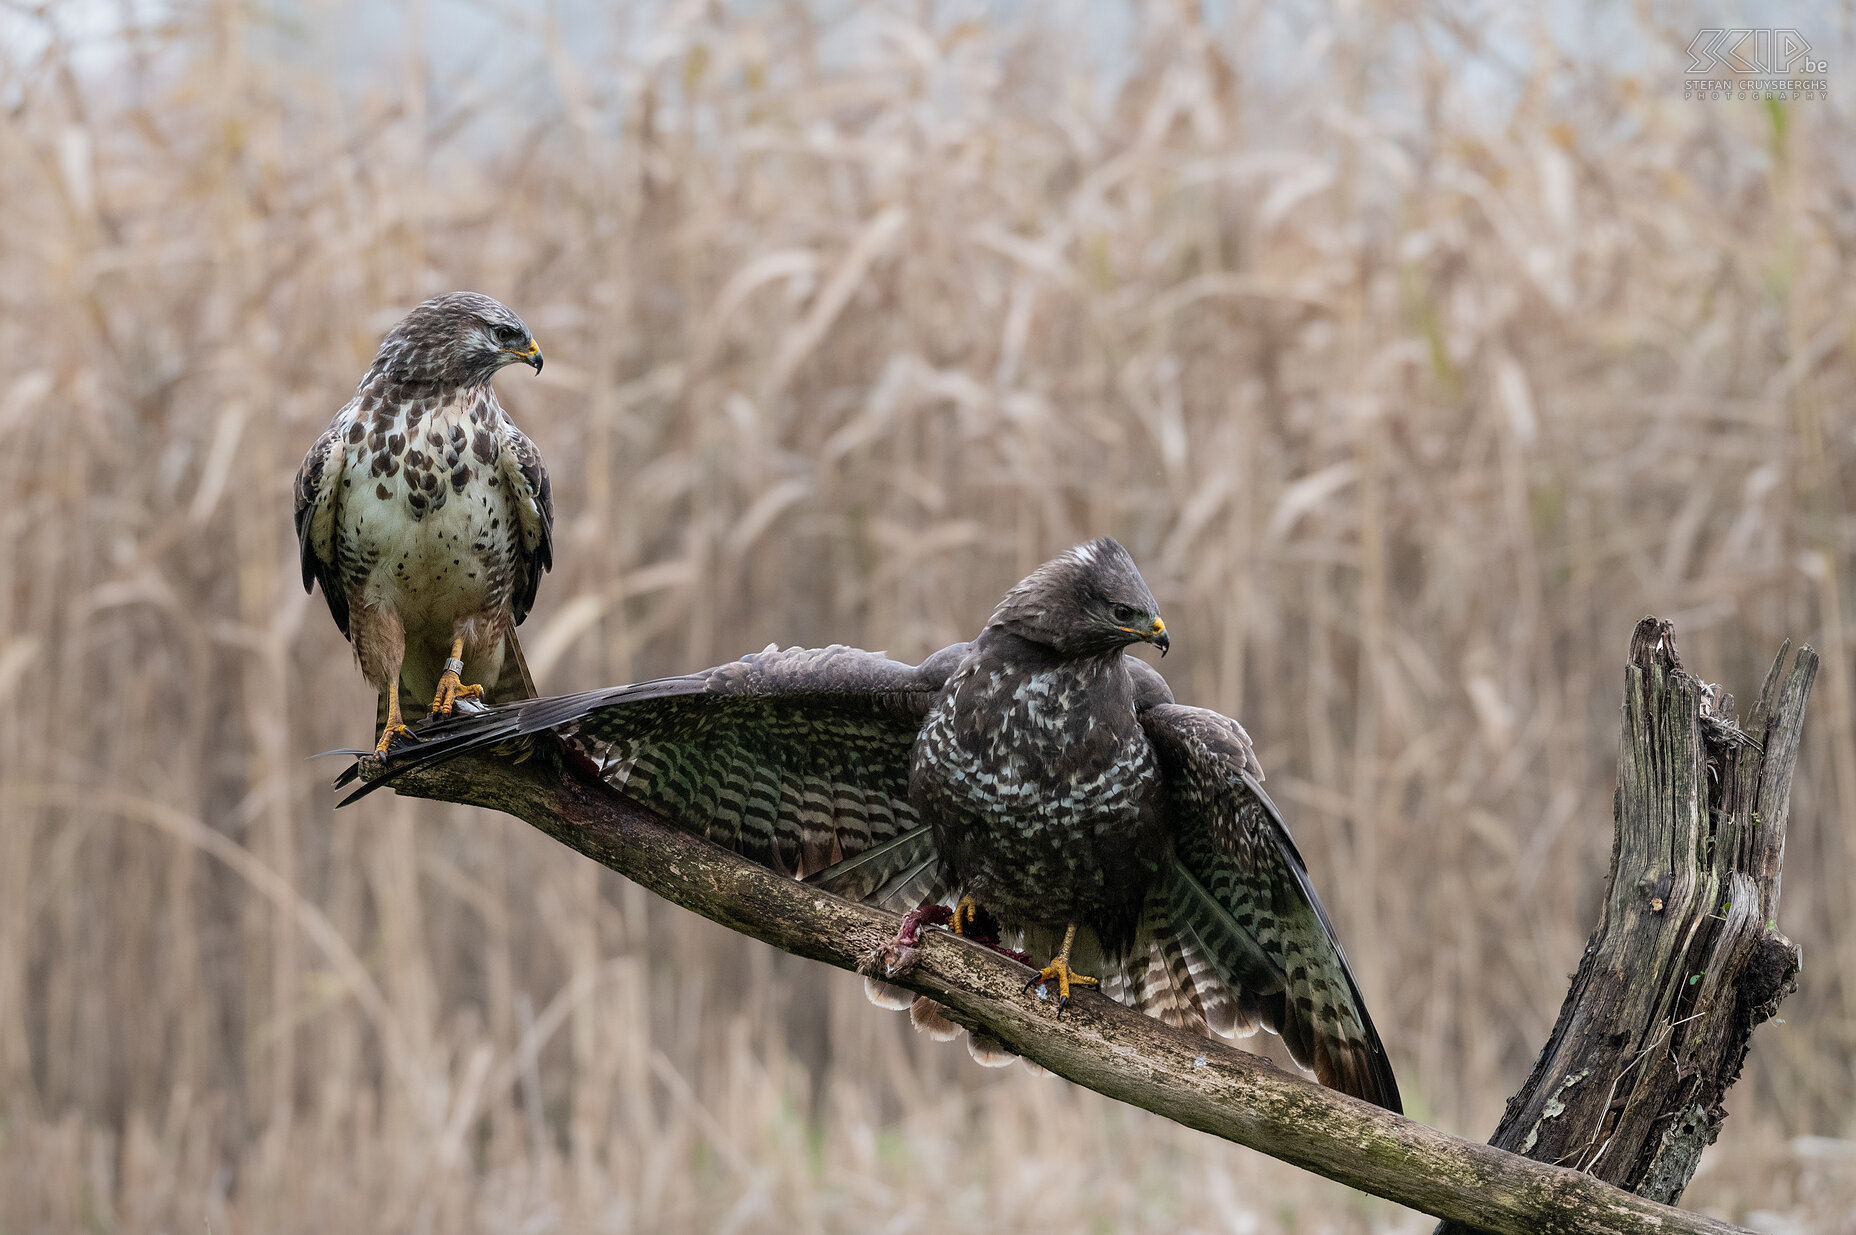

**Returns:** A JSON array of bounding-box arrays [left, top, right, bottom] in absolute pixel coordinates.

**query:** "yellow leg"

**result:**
[[429, 636, 486, 717], [374, 685, 413, 757], [952, 896, 980, 936], [1024, 923, 1099, 1011]]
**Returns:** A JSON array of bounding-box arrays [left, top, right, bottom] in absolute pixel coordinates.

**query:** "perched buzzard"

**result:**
[[295, 292, 553, 756], [353, 539, 1399, 1110]]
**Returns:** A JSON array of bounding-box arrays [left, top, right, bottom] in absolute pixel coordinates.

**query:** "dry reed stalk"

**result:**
[[2, 1, 1854, 1230]]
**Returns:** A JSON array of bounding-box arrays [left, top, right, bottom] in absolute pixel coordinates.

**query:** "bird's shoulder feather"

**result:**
[[494, 410, 553, 624], [294, 399, 359, 636]]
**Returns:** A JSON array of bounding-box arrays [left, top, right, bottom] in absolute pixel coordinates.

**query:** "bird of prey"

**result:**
[[295, 291, 554, 757], [354, 539, 1399, 1110]]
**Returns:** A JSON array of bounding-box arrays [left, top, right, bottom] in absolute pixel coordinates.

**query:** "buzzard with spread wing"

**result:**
[[354, 539, 1399, 1110], [295, 292, 553, 756]]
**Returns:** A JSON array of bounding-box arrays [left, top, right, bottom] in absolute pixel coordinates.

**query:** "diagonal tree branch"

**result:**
[[365, 737, 1761, 1235]]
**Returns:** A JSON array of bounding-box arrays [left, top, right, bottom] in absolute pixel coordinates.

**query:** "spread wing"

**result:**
[[802, 822, 947, 914], [345, 643, 965, 888], [294, 406, 353, 636], [497, 421, 553, 626], [1141, 702, 1402, 1111]]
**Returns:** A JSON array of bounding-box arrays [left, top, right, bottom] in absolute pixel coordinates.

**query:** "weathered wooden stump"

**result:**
[[1438, 618, 1815, 1234]]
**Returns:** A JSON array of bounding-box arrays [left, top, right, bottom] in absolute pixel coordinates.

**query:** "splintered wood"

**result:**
[[1439, 618, 1815, 1235]]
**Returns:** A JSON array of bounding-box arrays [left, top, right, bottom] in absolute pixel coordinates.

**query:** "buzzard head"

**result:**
[[985, 537, 1169, 658], [372, 291, 544, 388]]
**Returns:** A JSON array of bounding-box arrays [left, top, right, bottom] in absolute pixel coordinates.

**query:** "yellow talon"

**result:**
[[430, 637, 486, 717], [952, 896, 980, 936], [430, 676, 483, 716], [1023, 923, 1098, 1013], [373, 684, 415, 758]]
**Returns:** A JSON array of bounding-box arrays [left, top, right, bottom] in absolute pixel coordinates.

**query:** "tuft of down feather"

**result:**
[[909, 996, 962, 1041], [863, 977, 916, 1010], [965, 1032, 1016, 1067]]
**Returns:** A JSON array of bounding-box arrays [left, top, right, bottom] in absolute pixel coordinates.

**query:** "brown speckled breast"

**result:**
[[334, 383, 522, 639]]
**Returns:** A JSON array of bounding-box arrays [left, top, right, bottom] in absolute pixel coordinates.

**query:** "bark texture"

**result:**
[[1437, 619, 1814, 1234]]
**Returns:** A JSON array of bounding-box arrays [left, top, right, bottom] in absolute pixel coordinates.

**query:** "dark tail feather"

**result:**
[[334, 704, 533, 803], [492, 630, 538, 704], [334, 677, 712, 804], [1315, 1031, 1404, 1114], [1099, 895, 1210, 1034]]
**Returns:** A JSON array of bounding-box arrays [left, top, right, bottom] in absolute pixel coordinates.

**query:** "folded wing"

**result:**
[[293, 410, 351, 636], [496, 422, 554, 628]]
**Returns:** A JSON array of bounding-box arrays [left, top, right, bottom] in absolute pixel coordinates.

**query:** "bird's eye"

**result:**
[[1111, 604, 1141, 624], [495, 325, 523, 346]]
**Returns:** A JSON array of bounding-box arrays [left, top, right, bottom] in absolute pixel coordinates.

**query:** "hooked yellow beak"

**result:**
[[503, 339, 543, 373], [1117, 617, 1169, 655]]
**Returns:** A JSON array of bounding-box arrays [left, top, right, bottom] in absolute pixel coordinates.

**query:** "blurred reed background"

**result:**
[[3, 1, 1855, 1231]]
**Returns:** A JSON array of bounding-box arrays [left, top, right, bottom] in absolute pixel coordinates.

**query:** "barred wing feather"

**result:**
[[1141, 702, 1402, 1112], [348, 644, 960, 886]]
